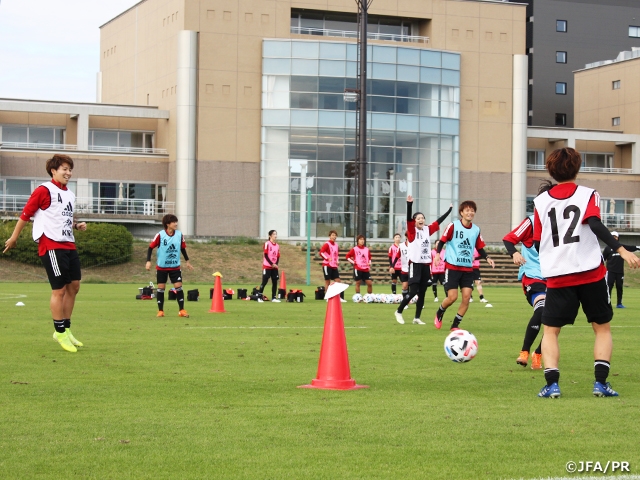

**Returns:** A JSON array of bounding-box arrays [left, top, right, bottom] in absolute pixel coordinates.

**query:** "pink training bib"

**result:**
[[263, 241, 279, 268]]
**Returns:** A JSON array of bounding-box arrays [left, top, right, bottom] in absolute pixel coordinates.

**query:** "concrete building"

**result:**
[[511, 0, 640, 128], [96, 0, 528, 242]]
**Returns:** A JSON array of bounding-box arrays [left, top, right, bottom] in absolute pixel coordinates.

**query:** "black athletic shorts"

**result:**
[[444, 268, 474, 291], [408, 262, 432, 287], [399, 272, 409, 283], [472, 268, 481, 281], [431, 273, 445, 285], [157, 269, 183, 285], [523, 281, 547, 307], [262, 268, 279, 284], [542, 278, 612, 327], [391, 269, 402, 280], [40, 249, 81, 290], [354, 269, 371, 281], [323, 266, 340, 281]]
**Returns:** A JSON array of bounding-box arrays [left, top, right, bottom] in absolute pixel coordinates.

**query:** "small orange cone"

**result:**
[[299, 283, 368, 391], [279, 270, 287, 292], [209, 272, 226, 313]]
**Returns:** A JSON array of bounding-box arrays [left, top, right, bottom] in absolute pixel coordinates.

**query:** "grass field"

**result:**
[[2, 283, 640, 479]]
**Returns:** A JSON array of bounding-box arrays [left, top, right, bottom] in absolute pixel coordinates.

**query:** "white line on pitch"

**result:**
[[184, 326, 368, 329]]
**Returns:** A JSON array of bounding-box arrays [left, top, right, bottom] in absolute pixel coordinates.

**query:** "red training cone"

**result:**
[[299, 283, 368, 391], [209, 272, 226, 313], [279, 270, 287, 292]]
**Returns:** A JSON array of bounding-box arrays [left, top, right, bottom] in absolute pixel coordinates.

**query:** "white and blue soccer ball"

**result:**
[[385, 294, 394, 304], [376, 294, 384, 303], [444, 329, 478, 363], [352, 293, 363, 303], [363, 294, 374, 303], [394, 294, 403, 303], [409, 295, 418, 304]]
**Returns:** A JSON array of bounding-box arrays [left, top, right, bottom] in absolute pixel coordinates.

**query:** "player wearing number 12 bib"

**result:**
[[533, 148, 640, 398]]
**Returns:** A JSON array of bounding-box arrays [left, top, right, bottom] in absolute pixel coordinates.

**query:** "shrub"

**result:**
[[0, 221, 133, 268]]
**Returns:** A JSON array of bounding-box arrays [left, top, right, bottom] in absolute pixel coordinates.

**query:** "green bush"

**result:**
[[0, 221, 133, 268]]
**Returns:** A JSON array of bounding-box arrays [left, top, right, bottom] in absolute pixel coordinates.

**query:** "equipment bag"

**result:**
[[287, 289, 305, 303], [252, 287, 261, 296], [187, 289, 199, 301], [315, 286, 325, 300], [142, 286, 153, 296], [223, 289, 234, 300], [278, 288, 287, 299], [237, 288, 248, 299]]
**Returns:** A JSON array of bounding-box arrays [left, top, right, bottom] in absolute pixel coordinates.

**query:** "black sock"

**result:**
[[177, 289, 185, 310], [391, 283, 396, 294], [522, 305, 543, 351], [534, 342, 542, 355], [156, 289, 165, 311], [64, 318, 71, 329], [544, 368, 559, 386], [340, 291, 344, 299], [53, 319, 65, 333], [451, 313, 463, 329], [594, 360, 610, 385], [432, 285, 438, 297], [479, 294, 484, 300]]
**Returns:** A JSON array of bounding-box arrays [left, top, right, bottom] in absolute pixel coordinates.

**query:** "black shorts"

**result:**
[[323, 266, 340, 281], [40, 249, 82, 290], [354, 269, 371, 281], [262, 268, 279, 284], [400, 272, 409, 283], [472, 269, 481, 281], [157, 269, 183, 285], [408, 263, 432, 287], [444, 268, 474, 291], [542, 278, 612, 327], [523, 281, 547, 307], [391, 269, 402, 280], [431, 273, 445, 285]]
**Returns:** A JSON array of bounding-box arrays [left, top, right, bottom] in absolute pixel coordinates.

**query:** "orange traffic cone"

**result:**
[[279, 270, 287, 292], [209, 272, 226, 313], [299, 283, 368, 391]]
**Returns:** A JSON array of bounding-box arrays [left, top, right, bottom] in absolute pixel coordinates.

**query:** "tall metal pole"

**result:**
[[356, 0, 369, 239], [306, 188, 311, 286]]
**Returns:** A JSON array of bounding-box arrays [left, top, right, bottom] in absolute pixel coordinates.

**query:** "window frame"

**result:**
[[612, 117, 621, 127], [555, 82, 567, 95], [555, 113, 567, 126], [556, 20, 567, 32], [612, 80, 621, 90], [556, 51, 567, 64], [629, 25, 640, 38]]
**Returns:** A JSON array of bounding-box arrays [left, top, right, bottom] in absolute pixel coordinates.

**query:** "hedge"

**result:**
[[0, 220, 133, 268]]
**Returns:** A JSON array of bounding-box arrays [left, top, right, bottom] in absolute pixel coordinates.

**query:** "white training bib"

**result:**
[[534, 185, 602, 278], [407, 227, 432, 264], [400, 241, 409, 273], [32, 182, 76, 244]]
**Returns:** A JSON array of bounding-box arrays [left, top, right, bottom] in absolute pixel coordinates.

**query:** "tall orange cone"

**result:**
[[279, 270, 287, 292], [299, 283, 368, 391], [209, 272, 226, 313]]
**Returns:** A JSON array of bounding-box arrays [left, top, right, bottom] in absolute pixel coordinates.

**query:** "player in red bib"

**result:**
[[319, 230, 346, 302], [259, 230, 281, 302], [4, 154, 87, 353], [346, 235, 373, 295], [533, 148, 640, 398], [388, 233, 402, 294]]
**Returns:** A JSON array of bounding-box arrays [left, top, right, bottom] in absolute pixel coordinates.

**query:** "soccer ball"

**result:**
[[394, 294, 403, 303], [363, 294, 374, 303], [409, 295, 418, 304], [444, 330, 478, 363], [352, 293, 363, 303], [385, 294, 394, 304]]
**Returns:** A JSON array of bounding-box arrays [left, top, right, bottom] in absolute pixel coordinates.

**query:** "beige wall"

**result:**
[[575, 58, 640, 134], [527, 171, 640, 200]]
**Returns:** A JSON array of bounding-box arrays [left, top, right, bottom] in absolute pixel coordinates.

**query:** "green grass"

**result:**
[[1, 284, 640, 479]]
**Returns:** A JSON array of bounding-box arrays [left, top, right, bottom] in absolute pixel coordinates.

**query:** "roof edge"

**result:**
[[100, 0, 148, 29]]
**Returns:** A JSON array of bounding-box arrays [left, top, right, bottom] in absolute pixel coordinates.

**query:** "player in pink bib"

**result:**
[[346, 235, 373, 295], [388, 233, 403, 294], [319, 230, 346, 302], [470, 248, 489, 304], [430, 241, 446, 302], [259, 230, 281, 302]]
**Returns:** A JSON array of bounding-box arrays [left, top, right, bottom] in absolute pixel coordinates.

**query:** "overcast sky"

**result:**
[[0, 0, 140, 102]]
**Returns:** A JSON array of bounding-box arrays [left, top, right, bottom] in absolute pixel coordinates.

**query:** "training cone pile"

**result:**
[[209, 272, 226, 313], [299, 283, 368, 391]]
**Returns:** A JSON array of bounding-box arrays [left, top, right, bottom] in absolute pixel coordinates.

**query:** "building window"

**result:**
[[555, 113, 566, 126], [1, 125, 65, 145], [555, 82, 567, 95], [612, 117, 621, 126], [582, 152, 613, 170], [290, 9, 414, 39], [556, 51, 567, 63], [629, 26, 640, 38], [613, 80, 621, 90], [526, 196, 535, 215], [556, 20, 567, 32], [527, 150, 545, 169], [89, 130, 154, 151]]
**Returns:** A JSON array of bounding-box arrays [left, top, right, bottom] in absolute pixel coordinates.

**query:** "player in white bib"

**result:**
[[4, 155, 87, 353], [533, 148, 640, 398]]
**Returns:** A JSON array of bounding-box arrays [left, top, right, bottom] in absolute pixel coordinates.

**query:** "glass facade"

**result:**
[[261, 39, 460, 239]]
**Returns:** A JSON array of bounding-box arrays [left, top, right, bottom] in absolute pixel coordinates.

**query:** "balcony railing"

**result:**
[[88, 145, 168, 155], [527, 164, 634, 174], [0, 195, 175, 217], [602, 214, 640, 231], [1, 142, 77, 151], [290, 26, 429, 43]]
